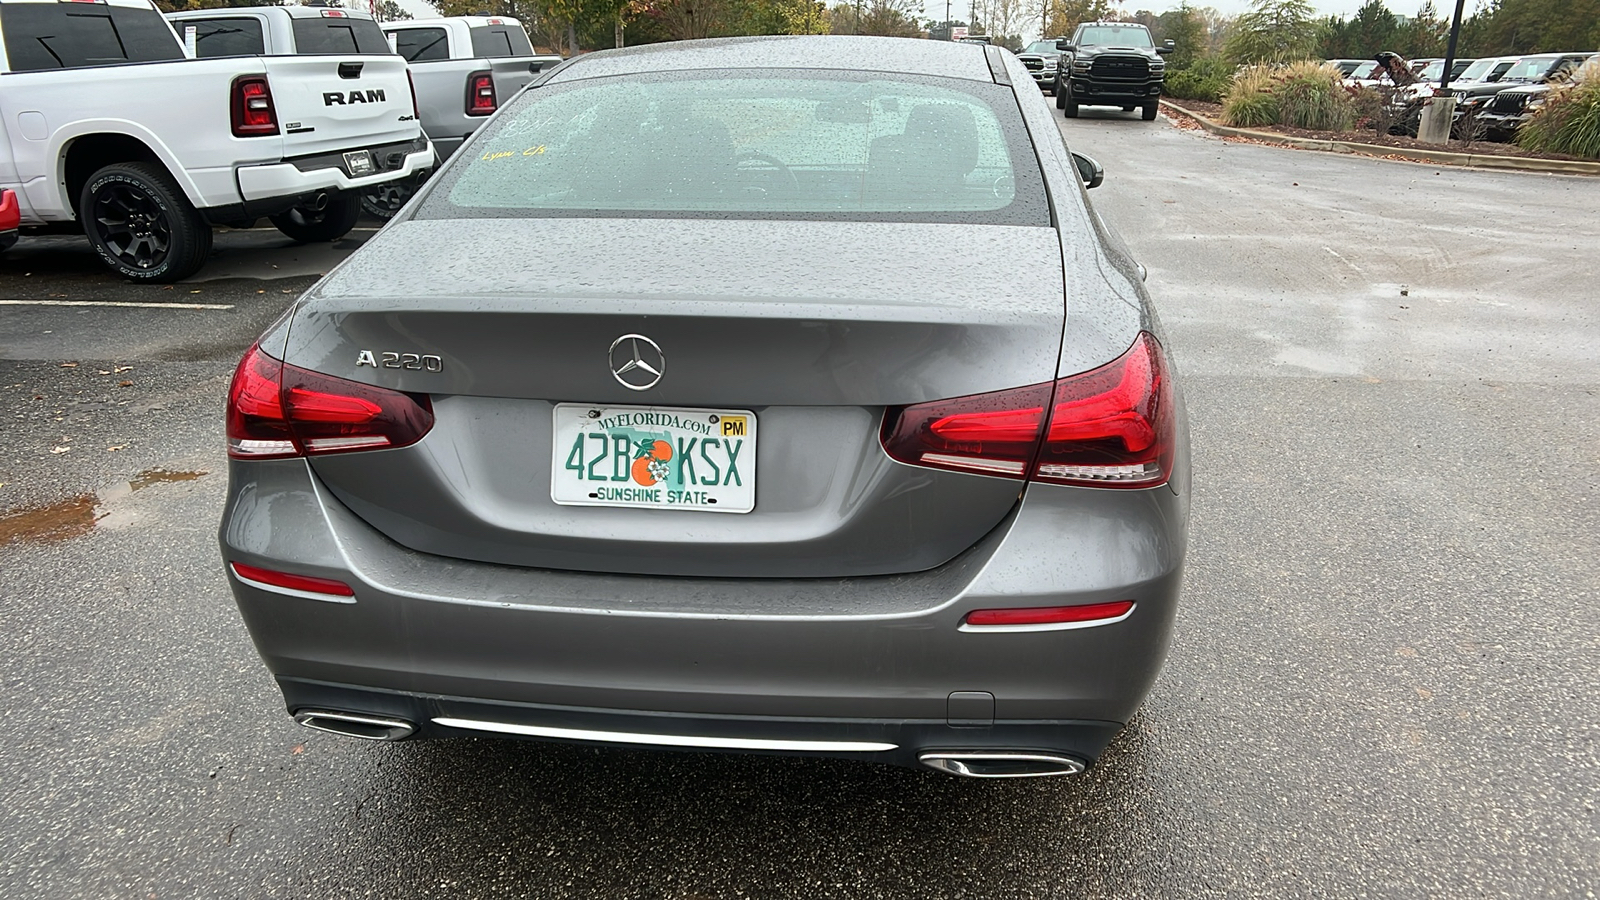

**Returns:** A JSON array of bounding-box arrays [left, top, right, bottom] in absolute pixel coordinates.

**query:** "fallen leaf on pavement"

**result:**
[[113, 366, 132, 373], [118, 381, 133, 387], [107, 444, 128, 452], [97, 370, 111, 375], [59, 362, 78, 368], [49, 446, 70, 454]]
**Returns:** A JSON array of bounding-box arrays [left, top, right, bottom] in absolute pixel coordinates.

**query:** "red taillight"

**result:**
[[226, 344, 434, 460], [963, 600, 1135, 629], [466, 71, 496, 116], [880, 332, 1175, 489], [231, 75, 278, 138], [0, 189, 19, 232], [230, 562, 355, 598]]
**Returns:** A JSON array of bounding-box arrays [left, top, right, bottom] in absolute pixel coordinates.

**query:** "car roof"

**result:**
[[546, 35, 996, 84]]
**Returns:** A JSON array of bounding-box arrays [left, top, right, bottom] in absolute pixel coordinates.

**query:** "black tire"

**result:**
[[1044, 82, 1057, 97], [0, 232, 16, 253], [1122, 105, 1136, 111], [360, 180, 414, 220], [1064, 97, 1079, 118], [1142, 101, 1159, 121], [271, 192, 361, 243], [80, 162, 211, 283], [1055, 80, 1068, 108]]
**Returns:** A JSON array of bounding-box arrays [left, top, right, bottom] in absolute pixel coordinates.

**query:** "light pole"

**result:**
[[946, 0, 951, 40]]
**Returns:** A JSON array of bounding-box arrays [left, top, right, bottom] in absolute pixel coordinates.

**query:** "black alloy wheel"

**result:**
[[80, 162, 211, 283], [360, 181, 414, 220]]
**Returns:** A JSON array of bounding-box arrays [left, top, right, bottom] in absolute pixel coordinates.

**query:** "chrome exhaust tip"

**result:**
[[311, 192, 330, 211], [293, 710, 416, 742], [919, 751, 1086, 778]]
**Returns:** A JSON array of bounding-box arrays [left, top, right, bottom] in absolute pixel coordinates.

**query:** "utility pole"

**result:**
[[1417, 0, 1467, 143], [945, 0, 951, 39]]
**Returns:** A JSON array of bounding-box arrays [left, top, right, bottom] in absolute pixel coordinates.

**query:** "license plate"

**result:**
[[551, 403, 756, 513], [343, 150, 375, 177]]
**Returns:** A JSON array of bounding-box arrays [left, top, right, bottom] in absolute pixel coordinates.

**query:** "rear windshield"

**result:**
[[180, 16, 266, 58], [469, 24, 533, 58], [1, 2, 183, 71], [391, 26, 448, 62], [291, 16, 391, 55], [420, 70, 1050, 226], [1075, 26, 1152, 47]]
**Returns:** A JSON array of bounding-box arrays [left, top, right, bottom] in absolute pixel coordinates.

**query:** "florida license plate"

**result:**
[[551, 403, 757, 513], [343, 150, 375, 177]]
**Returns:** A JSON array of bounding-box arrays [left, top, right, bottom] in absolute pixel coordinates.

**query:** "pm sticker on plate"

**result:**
[[551, 403, 756, 513]]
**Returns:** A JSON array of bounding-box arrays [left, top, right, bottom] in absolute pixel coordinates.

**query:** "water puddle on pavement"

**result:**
[[0, 469, 207, 545]]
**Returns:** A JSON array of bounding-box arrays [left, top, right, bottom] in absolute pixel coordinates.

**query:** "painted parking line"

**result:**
[[0, 299, 235, 310]]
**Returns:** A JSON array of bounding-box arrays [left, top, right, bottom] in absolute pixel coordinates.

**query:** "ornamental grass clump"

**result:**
[[1221, 65, 1279, 126], [1274, 62, 1354, 131], [1222, 61, 1354, 131], [1517, 58, 1600, 159]]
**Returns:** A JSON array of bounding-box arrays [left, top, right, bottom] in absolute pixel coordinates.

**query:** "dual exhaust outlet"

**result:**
[[292, 710, 1086, 778]]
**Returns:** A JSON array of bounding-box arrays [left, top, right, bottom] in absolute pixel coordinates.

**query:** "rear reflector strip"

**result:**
[[432, 718, 898, 752], [960, 600, 1135, 632], [230, 562, 356, 603]]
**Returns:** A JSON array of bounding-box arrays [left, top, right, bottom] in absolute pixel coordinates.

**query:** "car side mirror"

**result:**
[[1056, 41, 1075, 52], [1164, 39, 1175, 47], [1072, 152, 1103, 189], [1156, 46, 1173, 55]]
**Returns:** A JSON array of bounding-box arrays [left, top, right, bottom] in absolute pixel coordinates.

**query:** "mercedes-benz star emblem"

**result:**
[[609, 334, 665, 391]]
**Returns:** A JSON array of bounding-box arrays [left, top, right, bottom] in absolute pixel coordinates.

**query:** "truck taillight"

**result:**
[[880, 332, 1175, 489], [0, 189, 19, 232], [227, 344, 434, 459], [466, 71, 496, 116], [231, 75, 278, 138]]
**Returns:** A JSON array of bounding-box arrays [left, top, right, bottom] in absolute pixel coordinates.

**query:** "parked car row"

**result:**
[[1329, 51, 1594, 141], [0, 0, 556, 282]]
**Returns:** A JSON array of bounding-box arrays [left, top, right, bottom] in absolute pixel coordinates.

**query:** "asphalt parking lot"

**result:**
[[2, 113, 1596, 898]]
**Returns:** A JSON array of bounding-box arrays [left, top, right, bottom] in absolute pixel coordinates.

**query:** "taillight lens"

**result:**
[[226, 344, 434, 460], [231, 75, 278, 137], [880, 332, 1175, 489], [0, 188, 20, 232], [466, 71, 496, 116]]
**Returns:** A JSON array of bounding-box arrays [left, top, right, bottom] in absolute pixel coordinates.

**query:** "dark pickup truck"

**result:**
[[1053, 22, 1173, 121]]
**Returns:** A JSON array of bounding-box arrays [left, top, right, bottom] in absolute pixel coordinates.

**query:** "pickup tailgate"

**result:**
[[261, 55, 421, 157]]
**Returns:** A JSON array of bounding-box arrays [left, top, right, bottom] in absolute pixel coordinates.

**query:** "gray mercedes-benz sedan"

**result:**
[[220, 35, 1189, 778]]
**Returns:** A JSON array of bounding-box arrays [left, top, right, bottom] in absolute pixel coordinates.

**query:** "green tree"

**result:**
[[1396, 1, 1445, 58], [1224, 0, 1318, 65], [1346, 0, 1398, 54], [374, 0, 412, 21], [1159, 3, 1206, 70], [828, 0, 924, 36], [1045, 0, 1112, 40]]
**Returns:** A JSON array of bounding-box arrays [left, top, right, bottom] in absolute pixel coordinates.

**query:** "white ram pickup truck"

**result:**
[[0, 0, 432, 281], [369, 15, 560, 216]]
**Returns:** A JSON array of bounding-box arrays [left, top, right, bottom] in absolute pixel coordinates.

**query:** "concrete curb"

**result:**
[[1158, 99, 1600, 176]]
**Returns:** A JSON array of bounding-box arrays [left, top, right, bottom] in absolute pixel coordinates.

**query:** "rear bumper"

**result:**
[[281, 678, 1126, 771], [220, 457, 1187, 769], [1069, 78, 1163, 104], [235, 138, 435, 203]]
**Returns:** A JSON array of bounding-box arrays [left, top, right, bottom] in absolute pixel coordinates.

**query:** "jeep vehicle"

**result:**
[[1053, 22, 1172, 121], [1446, 53, 1592, 129], [1477, 57, 1593, 139], [1017, 38, 1069, 95]]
